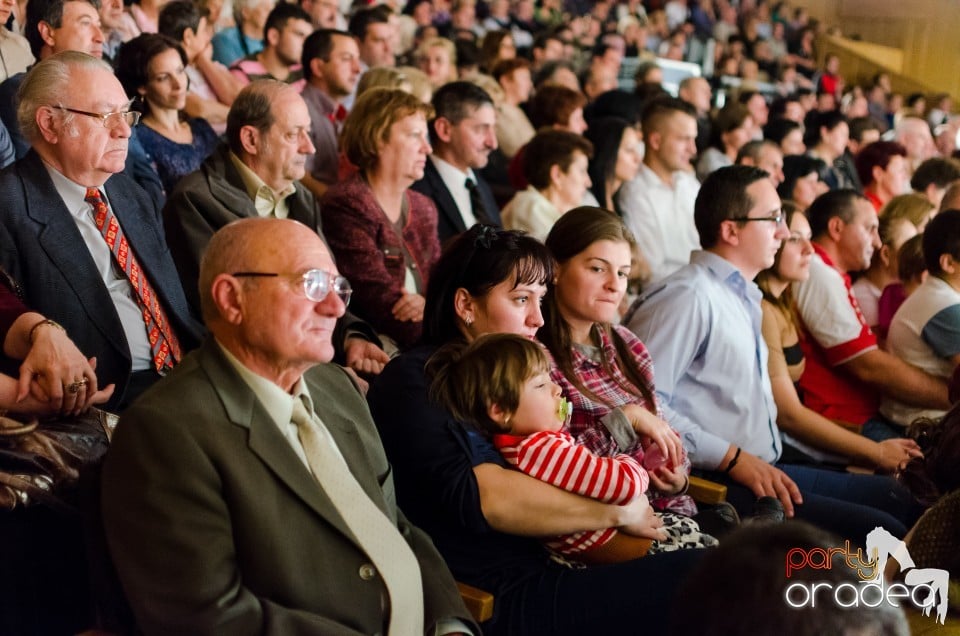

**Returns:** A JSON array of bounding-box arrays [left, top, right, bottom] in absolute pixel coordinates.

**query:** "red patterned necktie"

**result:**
[[85, 188, 181, 374]]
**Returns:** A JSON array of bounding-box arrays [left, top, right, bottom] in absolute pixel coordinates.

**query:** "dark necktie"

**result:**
[[465, 177, 492, 226], [86, 188, 181, 374]]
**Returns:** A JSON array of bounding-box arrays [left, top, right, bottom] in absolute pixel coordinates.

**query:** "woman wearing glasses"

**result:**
[[116, 33, 219, 195], [320, 89, 440, 354]]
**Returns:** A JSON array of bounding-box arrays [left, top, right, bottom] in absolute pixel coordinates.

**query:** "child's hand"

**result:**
[[649, 464, 688, 496], [621, 404, 684, 469], [616, 494, 667, 542]]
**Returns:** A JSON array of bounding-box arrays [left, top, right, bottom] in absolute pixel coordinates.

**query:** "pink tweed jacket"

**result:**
[[321, 174, 440, 349]]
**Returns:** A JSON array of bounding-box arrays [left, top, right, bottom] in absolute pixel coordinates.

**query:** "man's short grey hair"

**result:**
[[17, 51, 113, 143]]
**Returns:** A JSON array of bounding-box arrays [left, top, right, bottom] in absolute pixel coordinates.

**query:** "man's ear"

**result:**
[[210, 274, 245, 325], [433, 116, 454, 144], [826, 215, 846, 243], [646, 129, 662, 153], [309, 57, 326, 81], [239, 124, 260, 156], [35, 106, 60, 144], [37, 20, 56, 49], [940, 253, 958, 276], [718, 217, 740, 246], [266, 26, 280, 48]]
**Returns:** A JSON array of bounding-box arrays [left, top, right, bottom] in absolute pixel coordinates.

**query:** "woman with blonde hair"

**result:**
[[321, 89, 441, 353], [416, 36, 457, 88]]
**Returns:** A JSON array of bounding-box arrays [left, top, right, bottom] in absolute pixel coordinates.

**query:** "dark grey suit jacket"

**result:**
[[411, 159, 502, 245], [0, 150, 203, 409], [162, 144, 324, 312], [102, 339, 475, 635]]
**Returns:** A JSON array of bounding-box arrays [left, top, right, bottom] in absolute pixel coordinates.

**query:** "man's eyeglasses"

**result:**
[[232, 269, 352, 306], [732, 212, 784, 225], [52, 105, 141, 130]]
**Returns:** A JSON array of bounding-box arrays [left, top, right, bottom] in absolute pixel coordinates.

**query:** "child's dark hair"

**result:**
[[426, 334, 550, 435]]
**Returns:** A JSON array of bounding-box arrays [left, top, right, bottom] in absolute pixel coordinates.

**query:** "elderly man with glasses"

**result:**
[[0, 51, 202, 410], [102, 216, 477, 635]]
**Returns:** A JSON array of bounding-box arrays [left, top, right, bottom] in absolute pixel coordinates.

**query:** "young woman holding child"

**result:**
[[367, 225, 702, 636]]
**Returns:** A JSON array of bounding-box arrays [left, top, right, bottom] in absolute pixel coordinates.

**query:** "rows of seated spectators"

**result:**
[[1, 0, 960, 633]]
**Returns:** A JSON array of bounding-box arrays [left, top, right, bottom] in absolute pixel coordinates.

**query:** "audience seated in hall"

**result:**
[[368, 225, 703, 635], [159, 0, 241, 135], [882, 210, 960, 431], [852, 193, 931, 339], [501, 129, 593, 242], [617, 96, 701, 283], [0, 0, 164, 202], [229, 3, 311, 90], [115, 33, 219, 196], [300, 28, 362, 199], [755, 201, 921, 472], [162, 79, 387, 377], [101, 217, 477, 635]]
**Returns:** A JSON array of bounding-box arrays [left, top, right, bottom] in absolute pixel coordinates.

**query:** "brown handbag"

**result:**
[[0, 408, 117, 513]]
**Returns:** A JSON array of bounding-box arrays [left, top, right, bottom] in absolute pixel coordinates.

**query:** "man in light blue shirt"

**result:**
[[626, 165, 921, 539]]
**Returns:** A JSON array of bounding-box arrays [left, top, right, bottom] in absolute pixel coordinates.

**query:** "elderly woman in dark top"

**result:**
[[320, 88, 440, 353], [367, 225, 702, 635], [116, 33, 219, 195]]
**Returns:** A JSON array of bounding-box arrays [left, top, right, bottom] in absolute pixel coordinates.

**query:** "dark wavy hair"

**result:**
[[421, 225, 553, 346]]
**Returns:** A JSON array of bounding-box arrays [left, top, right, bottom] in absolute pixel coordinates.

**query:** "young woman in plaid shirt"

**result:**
[[541, 207, 716, 550]]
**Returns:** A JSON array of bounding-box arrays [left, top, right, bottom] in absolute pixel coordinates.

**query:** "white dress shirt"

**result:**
[[617, 163, 701, 283], [431, 155, 479, 228]]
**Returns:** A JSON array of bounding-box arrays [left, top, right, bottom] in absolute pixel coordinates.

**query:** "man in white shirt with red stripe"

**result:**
[[793, 189, 949, 438]]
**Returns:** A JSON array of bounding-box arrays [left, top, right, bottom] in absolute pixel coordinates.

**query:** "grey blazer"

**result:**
[[101, 338, 474, 635]]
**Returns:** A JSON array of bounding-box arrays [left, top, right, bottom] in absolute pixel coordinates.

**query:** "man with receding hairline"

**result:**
[[102, 217, 477, 635], [164, 79, 389, 377]]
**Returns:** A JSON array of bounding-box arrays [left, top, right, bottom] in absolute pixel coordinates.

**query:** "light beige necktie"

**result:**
[[291, 399, 424, 635]]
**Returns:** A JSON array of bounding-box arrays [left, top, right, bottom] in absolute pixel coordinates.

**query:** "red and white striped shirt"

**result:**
[[493, 430, 648, 555]]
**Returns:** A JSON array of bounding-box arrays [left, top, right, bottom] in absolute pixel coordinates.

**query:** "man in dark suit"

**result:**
[[412, 81, 502, 244], [164, 79, 389, 377], [0, 51, 202, 410], [102, 217, 476, 635]]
